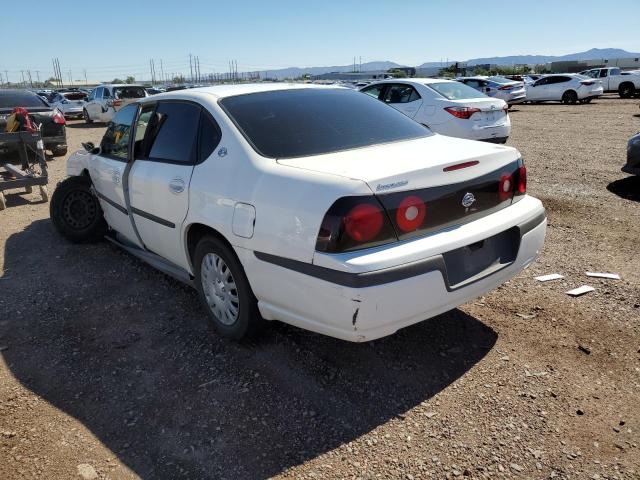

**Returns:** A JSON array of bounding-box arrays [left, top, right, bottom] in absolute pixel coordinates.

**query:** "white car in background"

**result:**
[[50, 84, 545, 342], [525, 74, 603, 104], [82, 84, 147, 123], [361, 78, 511, 143], [49, 90, 88, 119], [456, 76, 527, 105]]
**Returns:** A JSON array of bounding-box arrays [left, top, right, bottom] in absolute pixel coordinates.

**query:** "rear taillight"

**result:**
[[498, 173, 513, 202], [498, 85, 513, 90], [112, 99, 123, 107], [52, 111, 66, 125], [580, 80, 594, 86], [395, 195, 426, 233], [444, 106, 480, 119], [517, 163, 527, 194], [315, 197, 397, 253]]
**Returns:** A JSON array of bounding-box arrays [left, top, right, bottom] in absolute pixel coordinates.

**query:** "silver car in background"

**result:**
[[456, 76, 527, 105], [48, 90, 88, 119]]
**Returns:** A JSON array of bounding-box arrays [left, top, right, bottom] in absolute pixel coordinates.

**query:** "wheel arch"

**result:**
[[184, 223, 236, 273]]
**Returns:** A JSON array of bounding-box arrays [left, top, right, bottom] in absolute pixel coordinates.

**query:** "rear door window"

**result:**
[[599, 70, 608, 78], [114, 86, 146, 99], [146, 102, 200, 164]]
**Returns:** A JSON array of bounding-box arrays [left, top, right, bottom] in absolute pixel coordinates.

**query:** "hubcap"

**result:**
[[62, 190, 97, 230], [201, 253, 239, 325]]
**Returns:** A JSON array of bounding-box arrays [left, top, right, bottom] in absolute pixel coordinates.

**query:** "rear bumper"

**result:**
[[242, 195, 546, 341], [43, 135, 67, 148]]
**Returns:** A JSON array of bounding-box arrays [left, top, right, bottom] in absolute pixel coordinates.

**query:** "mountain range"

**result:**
[[258, 48, 639, 79]]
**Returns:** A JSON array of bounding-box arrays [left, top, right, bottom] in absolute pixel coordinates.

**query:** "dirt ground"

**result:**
[[1, 94, 639, 480]]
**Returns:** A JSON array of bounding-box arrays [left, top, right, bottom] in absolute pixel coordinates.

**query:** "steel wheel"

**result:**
[[61, 189, 98, 230], [201, 253, 240, 326]]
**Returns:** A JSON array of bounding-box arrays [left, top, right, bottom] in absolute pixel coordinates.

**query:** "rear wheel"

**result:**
[[562, 90, 578, 104], [50, 176, 107, 243], [194, 235, 263, 340], [83, 108, 93, 124], [619, 83, 635, 98]]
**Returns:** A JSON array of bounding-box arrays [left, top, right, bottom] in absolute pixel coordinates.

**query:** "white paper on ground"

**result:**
[[586, 272, 621, 280], [566, 285, 595, 297], [535, 273, 564, 282]]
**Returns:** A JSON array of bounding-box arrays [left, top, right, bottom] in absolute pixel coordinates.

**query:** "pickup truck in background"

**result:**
[[580, 67, 640, 98]]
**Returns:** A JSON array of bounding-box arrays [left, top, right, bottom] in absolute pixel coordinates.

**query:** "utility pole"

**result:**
[[189, 54, 193, 83], [359, 56, 362, 73], [84, 69, 87, 86], [160, 59, 164, 84], [4, 70, 8, 87], [27, 70, 33, 88], [68, 70, 73, 86]]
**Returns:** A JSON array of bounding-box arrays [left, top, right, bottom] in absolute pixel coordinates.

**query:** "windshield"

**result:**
[[0, 91, 49, 109], [219, 88, 430, 159], [427, 82, 485, 100]]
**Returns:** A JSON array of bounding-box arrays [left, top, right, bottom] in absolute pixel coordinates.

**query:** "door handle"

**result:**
[[169, 178, 185, 194]]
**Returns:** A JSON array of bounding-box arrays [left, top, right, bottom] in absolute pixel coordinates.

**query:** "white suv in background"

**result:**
[[83, 84, 147, 123], [361, 79, 511, 143], [525, 74, 603, 104]]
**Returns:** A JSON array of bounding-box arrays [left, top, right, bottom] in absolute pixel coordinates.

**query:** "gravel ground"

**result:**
[[1, 95, 639, 479]]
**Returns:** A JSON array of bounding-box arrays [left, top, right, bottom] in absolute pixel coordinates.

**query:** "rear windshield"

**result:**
[[0, 91, 49, 109], [427, 82, 484, 100], [63, 92, 87, 100], [219, 88, 429, 159], [113, 86, 146, 99]]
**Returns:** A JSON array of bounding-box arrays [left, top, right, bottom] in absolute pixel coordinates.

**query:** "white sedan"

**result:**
[[525, 74, 603, 104], [361, 78, 511, 144], [48, 91, 87, 119], [50, 84, 546, 342]]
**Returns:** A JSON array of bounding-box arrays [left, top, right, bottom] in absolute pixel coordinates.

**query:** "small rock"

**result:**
[[578, 345, 591, 355], [576, 409, 585, 416], [77, 464, 97, 480], [510, 463, 524, 472]]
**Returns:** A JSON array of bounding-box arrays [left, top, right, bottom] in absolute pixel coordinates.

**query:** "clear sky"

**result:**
[[1, 0, 639, 83]]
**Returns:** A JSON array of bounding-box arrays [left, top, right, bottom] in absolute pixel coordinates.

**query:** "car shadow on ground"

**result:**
[[607, 175, 640, 202], [0, 220, 497, 479]]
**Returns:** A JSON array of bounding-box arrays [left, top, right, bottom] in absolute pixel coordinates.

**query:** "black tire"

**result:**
[[51, 146, 68, 157], [561, 90, 578, 104], [83, 108, 93, 124], [50, 176, 107, 243], [194, 235, 263, 340], [618, 83, 635, 98]]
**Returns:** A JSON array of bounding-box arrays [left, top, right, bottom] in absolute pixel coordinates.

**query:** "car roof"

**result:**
[[0, 89, 39, 96], [99, 84, 145, 88], [139, 82, 344, 101]]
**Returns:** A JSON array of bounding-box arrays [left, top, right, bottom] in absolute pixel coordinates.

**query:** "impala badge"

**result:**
[[462, 192, 476, 208]]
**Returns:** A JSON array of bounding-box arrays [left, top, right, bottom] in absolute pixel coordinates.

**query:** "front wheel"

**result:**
[[194, 235, 263, 340], [50, 176, 107, 243], [561, 90, 578, 104], [83, 108, 93, 124]]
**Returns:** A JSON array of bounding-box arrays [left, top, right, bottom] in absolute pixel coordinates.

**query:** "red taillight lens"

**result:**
[[517, 165, 527, 194], [444, 106, 480, 119], [395, 195, 426, 232], [52, 111, 66, 125], [498, 85, 512, 90], [498, 173, 513, 202], [580, 80, 594, 86], [344, 203, 384, 242], [315, 197, 397, 253]]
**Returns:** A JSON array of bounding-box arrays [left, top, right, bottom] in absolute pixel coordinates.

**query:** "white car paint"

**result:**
[[64, 83, 545, 342], [525, 74, 603, 103], [580, 67, 640, 97], [456, 76, 527, 105], [49, 91, 87, 118], [361, 78, 511, 143], [83, 84, 147, 123]]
